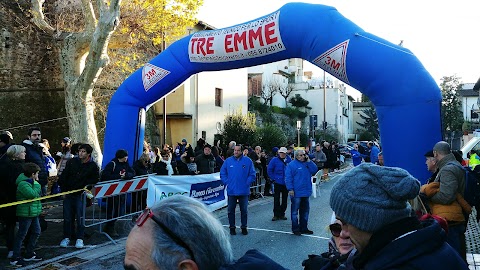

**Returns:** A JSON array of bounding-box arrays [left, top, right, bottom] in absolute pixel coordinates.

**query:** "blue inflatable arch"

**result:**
[[103, 3, 442, 181]]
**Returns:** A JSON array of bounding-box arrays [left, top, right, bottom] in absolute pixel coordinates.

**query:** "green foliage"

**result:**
[[222, 109, 257, 146], [356, 103, 379, 139], [271, 106, 282, 114], [315, 128, 341, 143], [361, 94, 370, 103], [462, 121, 472, 132], [256, 124, 287, 151], [357, 129, 376, 141], [440, 75, 463, 131], [289, 94, 311, 109]]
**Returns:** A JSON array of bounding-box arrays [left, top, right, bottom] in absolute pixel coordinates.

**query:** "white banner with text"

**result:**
[[147, 173, 227, 212]]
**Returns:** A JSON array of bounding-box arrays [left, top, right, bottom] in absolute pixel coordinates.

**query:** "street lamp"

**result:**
[[296, 120, 301, 147]]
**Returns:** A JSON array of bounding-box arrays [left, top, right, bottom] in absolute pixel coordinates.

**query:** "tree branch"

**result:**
[[30, 0, 55, 35], [81, 0, 97, 32]]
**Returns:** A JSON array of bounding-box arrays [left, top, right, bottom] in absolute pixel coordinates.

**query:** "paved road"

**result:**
[[6, 160, 480, 270], [12, 171, 342, 270]]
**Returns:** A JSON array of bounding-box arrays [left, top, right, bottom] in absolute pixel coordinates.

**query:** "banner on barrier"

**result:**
[[147, 173, 227, 212]]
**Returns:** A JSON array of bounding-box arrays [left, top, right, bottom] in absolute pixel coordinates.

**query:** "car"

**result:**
[[338, 144, 353, 158]]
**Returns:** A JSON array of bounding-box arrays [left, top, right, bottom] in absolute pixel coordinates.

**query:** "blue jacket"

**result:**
[[267, 156, 292, 186], [220, 155, 256, 196], [285, 159, 317, 197], [350, 149, 367, 167], [357, 219, 468, 270], [369, 145, 380, 164]]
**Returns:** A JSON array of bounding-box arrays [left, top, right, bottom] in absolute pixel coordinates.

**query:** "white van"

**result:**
[[460, 137, 480, 161]]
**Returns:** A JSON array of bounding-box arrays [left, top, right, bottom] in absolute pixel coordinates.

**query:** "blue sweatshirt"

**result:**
[[285, 159, 318, 197], [220, 155, 256, 196], [267, 156, 292, 185]]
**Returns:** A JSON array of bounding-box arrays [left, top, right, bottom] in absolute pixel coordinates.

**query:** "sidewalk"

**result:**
[[467, 208, 480, 269]]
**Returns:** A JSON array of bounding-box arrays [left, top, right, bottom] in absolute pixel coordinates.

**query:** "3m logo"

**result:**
[[313, 40, 349, 84], [142, 63, 170, 92]]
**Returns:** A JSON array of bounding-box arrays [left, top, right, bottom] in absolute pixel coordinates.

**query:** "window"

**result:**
[[215, 88, 222, 107]]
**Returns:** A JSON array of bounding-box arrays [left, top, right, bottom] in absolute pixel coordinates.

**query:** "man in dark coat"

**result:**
[[21, 127, 48, 196], [195, 144, 216, 174], [101, 149, 136, 236], [58, 144, 99, 249]]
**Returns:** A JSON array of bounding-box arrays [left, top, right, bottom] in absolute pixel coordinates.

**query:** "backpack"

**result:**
[[448, 162, 480, 211]]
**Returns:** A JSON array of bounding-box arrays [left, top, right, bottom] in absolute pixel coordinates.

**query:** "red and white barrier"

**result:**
[[94, 177, 148, 198]]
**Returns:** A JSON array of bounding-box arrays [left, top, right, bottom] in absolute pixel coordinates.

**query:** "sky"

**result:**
[[197, 0, 479, 100]]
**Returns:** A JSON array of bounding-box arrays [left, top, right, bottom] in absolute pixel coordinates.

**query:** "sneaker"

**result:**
[[75, 239, 84, 249], [229, 228, 236, 235], [241, 228, 248, 235], [301, 229, 314, 235], [24, 252, 42, 261], [7, 250, 13, 259], [10, 258, 26, 267], [271, 216, 279, 221], [60, 238, 70, 247]]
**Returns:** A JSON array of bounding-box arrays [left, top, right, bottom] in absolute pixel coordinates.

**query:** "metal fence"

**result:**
[[82, 175, 150, 243]]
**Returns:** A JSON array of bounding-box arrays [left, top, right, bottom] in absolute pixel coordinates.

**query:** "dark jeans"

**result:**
[[227, 195, 248, 229], [273, 183, 288, 217], [264, 178, 273, 195], [4, 219, 16, 251], [63, 193, 85, 239], [290, 196, 310, 233], [447, 223, 466, 261], [106, 194, 126, 226], [13, 216, 40, 258]]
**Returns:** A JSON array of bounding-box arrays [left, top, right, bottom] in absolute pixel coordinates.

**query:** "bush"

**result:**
[[257, 124, 287, 152], [315, 128, 341, 143], [222, 109, 257, 146], [357, 129, 375, 141]]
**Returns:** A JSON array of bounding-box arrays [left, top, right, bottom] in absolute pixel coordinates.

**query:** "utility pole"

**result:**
[[323, 70, 327, 130]]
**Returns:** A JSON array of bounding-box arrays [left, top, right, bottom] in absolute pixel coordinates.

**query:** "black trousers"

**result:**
[[273, 183, 288, 217]]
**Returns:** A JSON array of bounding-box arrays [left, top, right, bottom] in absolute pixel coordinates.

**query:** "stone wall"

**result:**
[[0, 2, 68, 153]]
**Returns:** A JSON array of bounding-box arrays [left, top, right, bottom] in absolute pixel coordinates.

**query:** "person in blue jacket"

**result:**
[[220, 145, 256, 236], [267, 147, 292, 221], [350, 143, 368, 167], [285, 149, 318, 236], [368, 142, 380, 164]]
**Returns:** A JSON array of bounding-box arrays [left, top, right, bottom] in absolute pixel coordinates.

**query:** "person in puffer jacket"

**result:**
[[220, 145, 256, 236], [267, 147, 292, 221], [285, 149, 318, 236], [11, 163, 43, 266]]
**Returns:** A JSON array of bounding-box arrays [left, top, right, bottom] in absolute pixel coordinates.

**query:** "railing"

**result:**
[[82, 175, 151, 243]]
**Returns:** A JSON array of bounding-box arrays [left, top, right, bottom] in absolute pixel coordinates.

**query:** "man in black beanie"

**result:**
[[329, 163, 468, 270], [101, 149, 136, 236]]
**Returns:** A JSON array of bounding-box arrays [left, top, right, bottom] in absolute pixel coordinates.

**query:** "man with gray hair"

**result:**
[[125, 196, 288, 270], [285, 149, 318, 235], [425, 140, 467, 260], [125, 195, 233, 269]]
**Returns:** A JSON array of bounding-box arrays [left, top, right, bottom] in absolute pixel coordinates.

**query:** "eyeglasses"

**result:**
[[136, 208, 195, 261], [298, 154, 305, 156], [329, 223, 342, 237], [161, 155, 169, 158]]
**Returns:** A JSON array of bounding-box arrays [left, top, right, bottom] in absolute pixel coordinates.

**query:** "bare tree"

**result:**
[[278, 82, 295, 106], [29, 0, 122, 163], [261, 79, 281, 106]]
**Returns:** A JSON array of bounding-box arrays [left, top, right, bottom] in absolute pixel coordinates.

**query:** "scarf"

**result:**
[[160, 158, 174, 176]]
